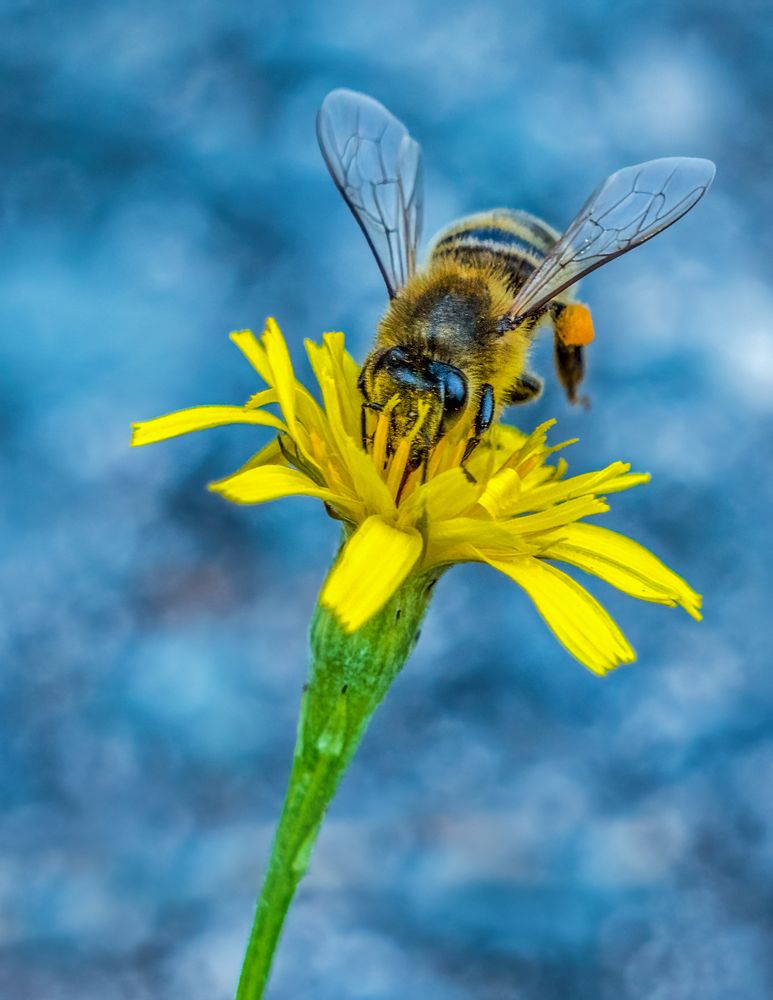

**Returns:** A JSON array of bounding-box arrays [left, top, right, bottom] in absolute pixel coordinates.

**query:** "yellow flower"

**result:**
[[132, 319, 701, 674]]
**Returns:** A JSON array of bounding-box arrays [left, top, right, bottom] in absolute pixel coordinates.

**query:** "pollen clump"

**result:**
[[556, 302, 595, 346]]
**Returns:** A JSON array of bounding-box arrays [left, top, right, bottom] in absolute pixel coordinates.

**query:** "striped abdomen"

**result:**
[[429, 208, 562, 296]]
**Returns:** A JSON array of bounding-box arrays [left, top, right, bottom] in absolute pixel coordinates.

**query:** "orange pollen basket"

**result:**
[[556, 303, 595, 346]]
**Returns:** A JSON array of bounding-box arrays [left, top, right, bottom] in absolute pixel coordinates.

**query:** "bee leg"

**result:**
[[554, 339, 589, 407], [396, 461, 415, 504], [503, 372, 543, 406], [358, 366, 380, 449], [551, 302, 593, 407], [360, 400, 384, 450], [420, 431, 431, 484], [461, 383, 495, 478]]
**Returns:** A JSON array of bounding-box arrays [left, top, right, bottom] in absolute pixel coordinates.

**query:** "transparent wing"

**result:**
[[507, 157, 716, 322], [317, 88, 424, 297]]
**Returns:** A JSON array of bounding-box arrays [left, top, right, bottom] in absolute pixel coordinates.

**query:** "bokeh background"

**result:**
[[2, 1, 773, 997]]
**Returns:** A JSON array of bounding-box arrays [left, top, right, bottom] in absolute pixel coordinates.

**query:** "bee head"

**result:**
[[363, 346, 468, 460]]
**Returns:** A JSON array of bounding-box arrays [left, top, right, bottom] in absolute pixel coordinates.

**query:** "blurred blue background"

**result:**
[[2, 1, 772, 997]]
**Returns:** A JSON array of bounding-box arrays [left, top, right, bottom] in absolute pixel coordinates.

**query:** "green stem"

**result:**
[[235, 567, 441, 1000]]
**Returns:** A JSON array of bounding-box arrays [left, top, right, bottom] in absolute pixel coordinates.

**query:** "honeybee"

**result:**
[[317, 89, 715, 466]]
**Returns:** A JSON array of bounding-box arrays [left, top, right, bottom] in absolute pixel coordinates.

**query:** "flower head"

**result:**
[[132, 319, 701, 674]]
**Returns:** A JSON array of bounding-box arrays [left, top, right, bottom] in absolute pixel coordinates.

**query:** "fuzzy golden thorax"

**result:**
[[375, 260, 514, 358], [360, 260, 536, 460]]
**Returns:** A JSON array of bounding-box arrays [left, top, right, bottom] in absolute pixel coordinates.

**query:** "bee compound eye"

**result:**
[[428, 361, 467, 415], [379, 348, 438, 393], [380, 346, 411, 368]]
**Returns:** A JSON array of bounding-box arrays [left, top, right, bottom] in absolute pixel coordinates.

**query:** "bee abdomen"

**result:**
[[430, 209, 561, 291]]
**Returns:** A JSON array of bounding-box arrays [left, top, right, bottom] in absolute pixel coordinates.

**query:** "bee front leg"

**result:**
[[358, 366, 383, 449], [461, 383, 495, 476], [360, 400, 384, 450]]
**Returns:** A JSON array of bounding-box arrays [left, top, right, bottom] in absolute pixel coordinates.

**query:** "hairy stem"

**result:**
[[235, 568, 441, 999]]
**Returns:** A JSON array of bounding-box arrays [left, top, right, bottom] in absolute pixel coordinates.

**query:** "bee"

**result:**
[[317, 89, 715, 467]]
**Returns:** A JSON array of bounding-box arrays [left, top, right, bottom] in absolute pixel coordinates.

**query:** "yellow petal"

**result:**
[[230, 329, 273, 383], [306, 346, 348, 440], [424, 517, 534, 566], [244, 388, 278, 410], [262, 318, 298, 433], [341, 439, 398, 517], [321, 516, 423, 632], [506, 462, 632, 515], [484, 554, 636, 674], [477, 467, 521, 518], [210, 464, 363, 521], [330, 332, 363, 397], [509, 496, 610, 534], [600, 472, 651, 494], [258, 323, 329, 479], [317, 332, 361, 438], [131, 405, 285, 446], [542, 522, 702, 620], [398, 468, 482, 526], [231, 436, 288, 475], [311, 369, 396, 518], [486, 422, 529, 455], [546, 436, 579, 455], [508, 418, 556, 467], [290, 385, 332, 468]]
